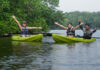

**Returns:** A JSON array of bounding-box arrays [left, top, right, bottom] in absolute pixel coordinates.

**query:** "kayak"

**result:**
[[52, 34, 96, 43], [12, 34, 43, 42]]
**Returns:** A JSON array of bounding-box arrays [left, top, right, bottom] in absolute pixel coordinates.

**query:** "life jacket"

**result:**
[[21, 27, 29, 35], [83, 29, 92, 39], [67, 27, 75, 36]]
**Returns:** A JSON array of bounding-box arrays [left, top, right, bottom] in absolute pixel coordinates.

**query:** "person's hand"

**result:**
[[54, 22, 59, 25], [12, 15, 16, 19], [94, 27, 97, 30], [78, 18, 81, 22], [80, 22, 84, 26], [38, 27, 42, 29]]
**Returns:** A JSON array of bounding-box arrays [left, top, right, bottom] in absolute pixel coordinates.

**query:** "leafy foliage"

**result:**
[[0, 0, 63, 34], [1, 0, 100, 34], [65, 11, 100, 28]]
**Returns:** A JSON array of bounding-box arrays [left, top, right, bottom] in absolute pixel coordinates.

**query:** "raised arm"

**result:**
[[12, 15, 22, 30], [54, 22, 68, 30], [78, 18, 83, 30], [92, 27, 97, 34], [73, 22, 84, 31], [27, 27, 42, 30]]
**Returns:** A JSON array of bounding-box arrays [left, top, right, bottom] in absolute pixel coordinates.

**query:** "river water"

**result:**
[[0, 30, 100, 70]]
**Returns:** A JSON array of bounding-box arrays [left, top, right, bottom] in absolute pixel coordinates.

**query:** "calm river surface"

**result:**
[[0, 30, 100, 70]]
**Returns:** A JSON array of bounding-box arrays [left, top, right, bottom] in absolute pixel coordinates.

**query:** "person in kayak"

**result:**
[[54, 22, 84, 37], [78, 18, 97, 39], [12, 15, 42, 37]]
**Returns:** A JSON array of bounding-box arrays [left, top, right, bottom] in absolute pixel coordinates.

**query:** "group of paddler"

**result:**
[[12, 16, 97, 39], [54, 18, 97, 39]]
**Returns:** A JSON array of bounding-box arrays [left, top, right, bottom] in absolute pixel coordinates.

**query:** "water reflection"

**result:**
[[12, 41, 42, 56], [0, 41, 53, 70], [50, 41, 100, 70], [0, 30, 100, 70], [0, 39, 100, 70], [0, 37, 13, 57]]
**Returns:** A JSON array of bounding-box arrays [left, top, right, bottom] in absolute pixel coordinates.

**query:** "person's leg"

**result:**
[[83, 36, 91, 39], [21, 34, 25, 37], [75, 35, 82, 38]]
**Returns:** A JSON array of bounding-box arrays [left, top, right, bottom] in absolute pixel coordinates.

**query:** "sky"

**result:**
[[58, 0, 100, 12]]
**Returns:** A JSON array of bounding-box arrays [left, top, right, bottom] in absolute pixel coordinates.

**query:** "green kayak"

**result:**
[[52, 34, 96, 43], [12, 34, 43, 42]]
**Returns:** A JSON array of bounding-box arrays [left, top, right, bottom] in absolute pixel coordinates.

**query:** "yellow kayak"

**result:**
[[52, 34, 96, 43], [12, 34, 43, 42]]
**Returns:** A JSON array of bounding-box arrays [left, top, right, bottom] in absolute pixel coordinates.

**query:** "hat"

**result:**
[[23, 21, 27, 24]]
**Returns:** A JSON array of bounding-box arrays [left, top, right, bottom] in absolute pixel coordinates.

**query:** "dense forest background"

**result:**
[[0, 0, 100, 35]]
